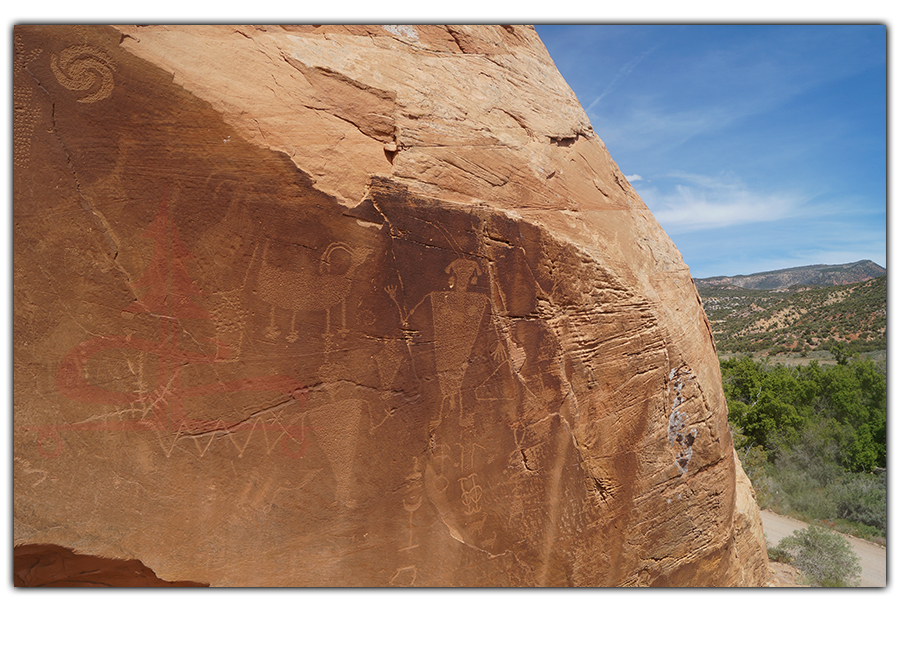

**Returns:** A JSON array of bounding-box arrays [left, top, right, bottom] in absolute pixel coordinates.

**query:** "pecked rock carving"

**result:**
[[50, 44, 117, 103], [14, 24, 769, 586], [255, 240, 372, 346]]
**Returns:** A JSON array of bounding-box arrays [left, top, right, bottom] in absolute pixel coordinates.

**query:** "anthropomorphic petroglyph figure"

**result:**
[[417, 258, 488, 428], [302, 362, 372, 507], [373, 337, 405, 389], [257, 240, 371, 346], [399, 457, 424, 553]]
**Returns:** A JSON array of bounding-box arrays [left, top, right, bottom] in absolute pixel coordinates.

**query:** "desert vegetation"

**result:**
[[699, 275, 886, 356], [723, 355, 886, 543], [768, 524, 862, 587]]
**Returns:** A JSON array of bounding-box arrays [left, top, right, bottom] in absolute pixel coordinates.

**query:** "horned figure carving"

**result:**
[[257, 240, 371, 346]]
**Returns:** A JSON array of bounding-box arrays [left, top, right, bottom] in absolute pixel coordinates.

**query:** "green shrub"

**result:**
[[769, 472, 837, 521], [767, 546, 792, 564], [773, 417, 845, 486], [830, 473, 887, 534], [736, 443, 774, 506], [769, 525, 861, 587]]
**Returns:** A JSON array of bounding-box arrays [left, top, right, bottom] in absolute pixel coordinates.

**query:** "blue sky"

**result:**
[[535, 25, 886, 279]]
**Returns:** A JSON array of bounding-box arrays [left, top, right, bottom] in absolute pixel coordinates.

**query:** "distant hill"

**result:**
[[696, 274, 886, 356], [694, 260, 885, 290]]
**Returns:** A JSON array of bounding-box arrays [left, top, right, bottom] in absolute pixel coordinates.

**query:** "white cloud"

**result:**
[[662, 171, 742, 190], [625, 174, 643, 182], [640, 171, 878, 233], [654, 190, 800, 232], [637, 174, 808, 233]]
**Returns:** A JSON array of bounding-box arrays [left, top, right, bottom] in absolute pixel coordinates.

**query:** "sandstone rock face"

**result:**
[[13, 24, 770, 586], [14, 543, 208, 587]]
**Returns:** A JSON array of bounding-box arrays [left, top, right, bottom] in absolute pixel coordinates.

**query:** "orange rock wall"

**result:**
[[13, 25, 770, 586]]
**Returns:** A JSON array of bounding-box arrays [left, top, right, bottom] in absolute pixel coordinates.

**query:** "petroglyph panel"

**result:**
[[14, 25, 765, 587]]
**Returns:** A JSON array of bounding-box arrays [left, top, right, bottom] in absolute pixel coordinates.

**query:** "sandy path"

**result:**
[[760, 509, 886, 587]]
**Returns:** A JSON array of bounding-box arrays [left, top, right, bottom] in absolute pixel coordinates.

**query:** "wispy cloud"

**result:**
[[588, 30, 884, 158], [585, 44, 660, 114], [652, 187, 803, 232], [625, 174, 643, 182], [642, 173, 879, 237], [662, 171, 741, 189], [591, 104, 741, 159], [637, 173, 808, 233]]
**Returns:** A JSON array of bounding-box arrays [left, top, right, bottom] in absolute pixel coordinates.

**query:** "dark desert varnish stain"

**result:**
[[14, 543, 208, 587]]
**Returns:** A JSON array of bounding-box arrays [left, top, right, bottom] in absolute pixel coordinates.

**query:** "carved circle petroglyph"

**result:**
[[36, 429, 63, 459], [51, 44, 116, 103]]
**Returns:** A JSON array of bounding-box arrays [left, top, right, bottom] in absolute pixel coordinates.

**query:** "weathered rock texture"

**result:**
[[13, 24, 770, 586]]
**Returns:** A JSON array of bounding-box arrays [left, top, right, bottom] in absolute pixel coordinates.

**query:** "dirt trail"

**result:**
[[760, 509, 886, 587]]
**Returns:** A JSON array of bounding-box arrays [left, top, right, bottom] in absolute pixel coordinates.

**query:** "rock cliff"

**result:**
[[14, 24, 770, 586]]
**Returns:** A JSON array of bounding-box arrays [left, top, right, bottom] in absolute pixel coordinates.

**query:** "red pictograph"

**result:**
[[123, 192, 210, 320], [30, 192, 309, 459]]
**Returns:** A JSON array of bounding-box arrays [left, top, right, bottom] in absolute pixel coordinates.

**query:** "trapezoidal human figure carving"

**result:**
[[416, 258, 489, 428]]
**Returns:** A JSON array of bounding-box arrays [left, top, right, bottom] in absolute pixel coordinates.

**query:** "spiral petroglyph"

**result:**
[[50, 44, 116, 103]]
